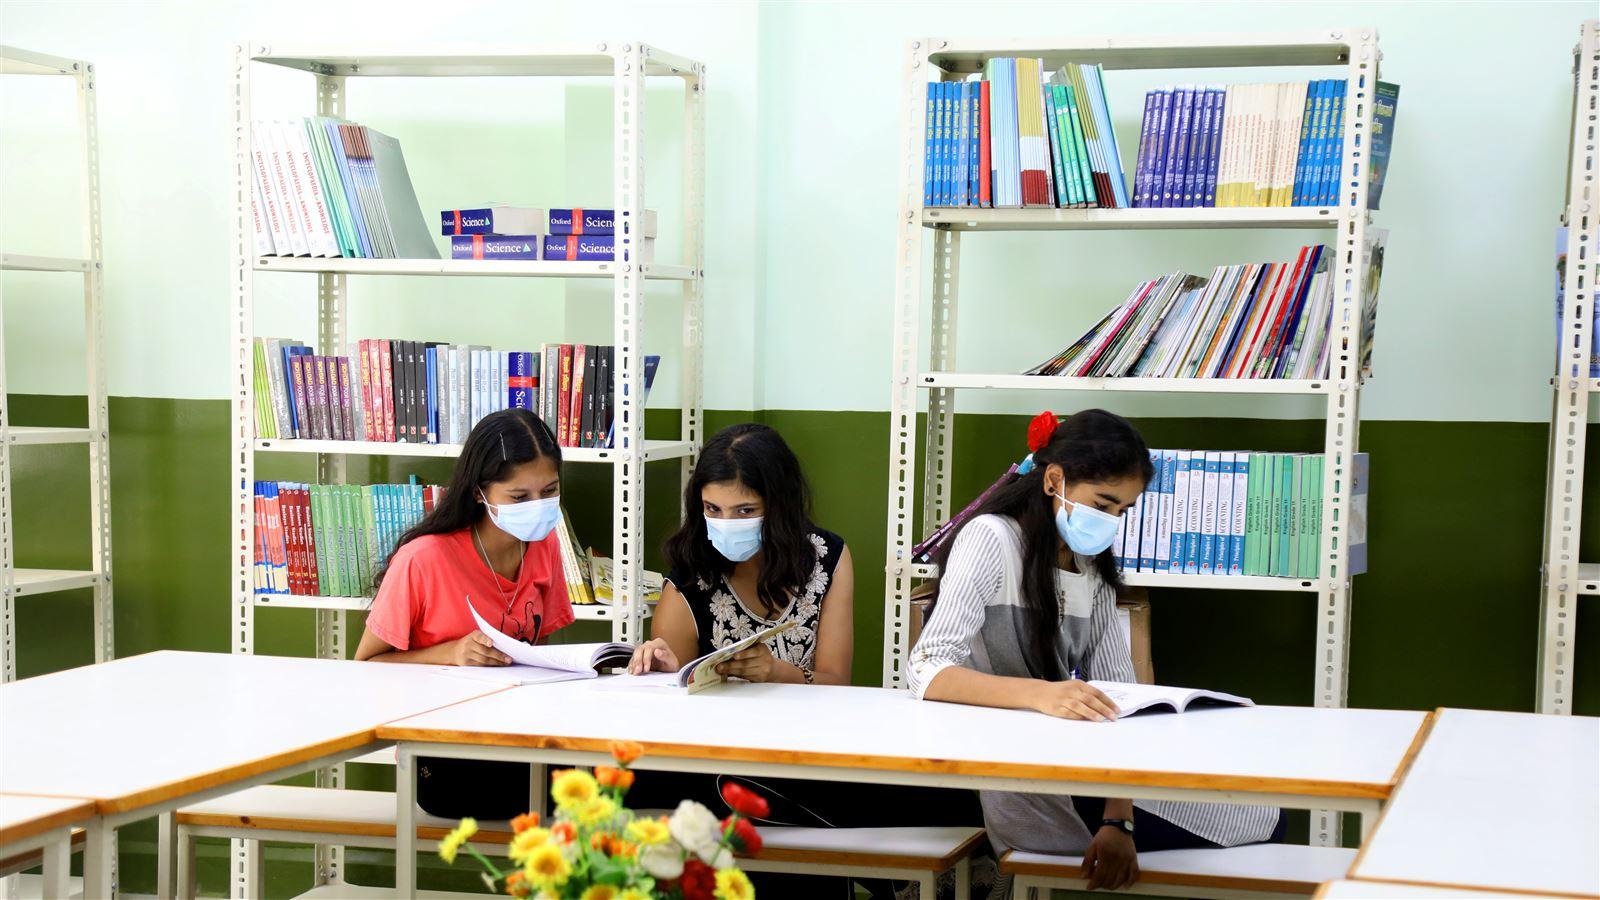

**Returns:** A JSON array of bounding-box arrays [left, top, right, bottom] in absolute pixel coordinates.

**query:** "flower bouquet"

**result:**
[[439, 740, 768, 899]]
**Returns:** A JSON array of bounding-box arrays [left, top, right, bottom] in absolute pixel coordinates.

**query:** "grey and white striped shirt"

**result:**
[[908, 513, 1279, 853]]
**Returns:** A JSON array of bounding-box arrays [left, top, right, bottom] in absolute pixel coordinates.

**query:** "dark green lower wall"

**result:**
[[9, 395, 1600, 894]]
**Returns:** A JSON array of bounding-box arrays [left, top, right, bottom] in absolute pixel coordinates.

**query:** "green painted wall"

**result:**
[[9, 394, 1600, 894]]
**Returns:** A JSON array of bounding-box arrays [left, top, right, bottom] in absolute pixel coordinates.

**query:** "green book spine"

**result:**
[[1261, 454, 1277, 575], [1277, 454, 1295, 576], [1287, 455, 1304, 578], [342, 484, 360, 597], [1242, 453, 1258, 575], [305, 118, 354, 257], [1052, 85, 1082, 205], [335, 484, 353, 595], [310, 486, 329, 595], [325, 484, 343, 597], [361, 486, 378, 595], [1303, 455, 1323, 578], [252, 341, 272, 439], [1064, 82, 1095, 203]]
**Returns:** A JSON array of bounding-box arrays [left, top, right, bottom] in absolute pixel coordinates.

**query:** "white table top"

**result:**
[[378, 679, 1428, 800], [0, 651, 508, 814], [0, 793, 96, 846], [1350, 708, 1600, 898], [1316, 880, 1566, 898]]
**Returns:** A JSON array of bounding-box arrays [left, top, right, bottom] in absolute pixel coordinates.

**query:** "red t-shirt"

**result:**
[[366, 527, 574, 651]]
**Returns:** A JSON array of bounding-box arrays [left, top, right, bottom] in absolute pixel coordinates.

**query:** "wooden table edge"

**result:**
[[1344, 875, 1600, 899], [1346, 707, 1438, 879], [1001, 850, 1325, 893], [0, 797, 97, 847], [374, 727, 1397, 800]]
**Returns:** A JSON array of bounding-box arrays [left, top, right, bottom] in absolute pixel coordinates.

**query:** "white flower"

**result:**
[[640, 843, 684, 880], [668, 800, 723, 856], [709, 592, 737, 620], [699, 845, 735, 869]]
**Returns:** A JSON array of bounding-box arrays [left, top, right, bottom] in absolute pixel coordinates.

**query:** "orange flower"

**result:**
[[595, 765, 636, 790], [590, 831, 616, 852], [550, 821, 577, 845], [510, 812, 541, 834], [610, 838, 639, 860], [505, 870, 531, 899], [609, 740, 643, 766]]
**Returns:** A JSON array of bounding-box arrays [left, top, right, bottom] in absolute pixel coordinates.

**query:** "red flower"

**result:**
[[680, 858, 717, 900], [720, 781, 770, 819], [595, 765, 635, 790], [1026, 410, 1059, 453], [721, 815, 763, 855], [509, 812, 540, 833]]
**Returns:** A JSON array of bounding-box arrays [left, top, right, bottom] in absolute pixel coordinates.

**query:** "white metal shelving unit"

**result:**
[[0, 46, 113, 683], [885, 30, 1381, 846], [1538, 19, 1599, 716], [228, 42, 703, 893]]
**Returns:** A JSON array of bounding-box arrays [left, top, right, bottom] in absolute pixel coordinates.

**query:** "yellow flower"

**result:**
[[619, 890, 651, 900], [626, 816, 671, 846], [436, 817, 477, 864], [575, 794, 618, 828], [714, 868, 755, 900], [508, 826, 552, 863], [580, 887, 618, 900], [550, 769, 600, 811], [524, 842, 571, 890]]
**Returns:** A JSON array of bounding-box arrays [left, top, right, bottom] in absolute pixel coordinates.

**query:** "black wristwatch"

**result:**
[[1100, 817, 1135, 836]]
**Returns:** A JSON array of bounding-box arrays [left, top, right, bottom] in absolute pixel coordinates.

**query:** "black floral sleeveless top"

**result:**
[[667, 529, 845, 670]]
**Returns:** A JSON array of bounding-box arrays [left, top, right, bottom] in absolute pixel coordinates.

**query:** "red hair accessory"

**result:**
[[1026, 411, 1060, 453]]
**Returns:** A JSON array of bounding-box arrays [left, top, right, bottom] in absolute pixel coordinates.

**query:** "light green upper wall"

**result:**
[[2, 0, 1595, 422]]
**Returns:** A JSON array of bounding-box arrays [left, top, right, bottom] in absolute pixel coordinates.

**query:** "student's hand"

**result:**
[[628, 638, 681, 674], [715, 642, 778, 683], [1031, 680, 1120, 722], [1083, 825, 1139, 890], [448, 631, 512, 667]]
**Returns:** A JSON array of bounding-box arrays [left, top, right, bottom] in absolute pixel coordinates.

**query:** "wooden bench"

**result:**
[[1003, 844, 1358, 900], [177, 785, 984, 899]]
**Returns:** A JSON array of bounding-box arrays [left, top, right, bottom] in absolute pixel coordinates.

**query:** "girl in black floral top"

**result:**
[[628, 423, 855, 685]]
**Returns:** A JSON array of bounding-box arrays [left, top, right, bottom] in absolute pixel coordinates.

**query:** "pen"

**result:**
[[529, 613, 542, 646]]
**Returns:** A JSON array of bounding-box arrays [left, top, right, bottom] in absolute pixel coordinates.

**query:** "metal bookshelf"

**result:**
[[0, 46, 113, 683], [228, 42, 704, 892], [1538, 18, 1599, 717], [885, 30, 1381, 847]]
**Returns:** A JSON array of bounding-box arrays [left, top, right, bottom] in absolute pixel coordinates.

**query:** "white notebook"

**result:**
[[452, 596, 634, 683], [1090, 681, 1252, 716]]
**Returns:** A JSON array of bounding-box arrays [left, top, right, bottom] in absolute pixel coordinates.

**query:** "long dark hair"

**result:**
[[931, 409, 1153, 680], [663, 423, 816, 617], [372, 408, 561, 592]]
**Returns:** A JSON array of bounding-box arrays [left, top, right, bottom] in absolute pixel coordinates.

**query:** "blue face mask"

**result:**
[[706, 516, 764, 563], [1052, 492, 1122, 556], [481, 493, 562, 542]]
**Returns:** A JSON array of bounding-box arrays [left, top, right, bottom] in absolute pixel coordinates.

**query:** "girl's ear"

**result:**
[[1042, 463, 1063, 499]]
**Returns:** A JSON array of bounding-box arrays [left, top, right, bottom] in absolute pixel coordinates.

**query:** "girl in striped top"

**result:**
[[908, 409, 1281, 893]]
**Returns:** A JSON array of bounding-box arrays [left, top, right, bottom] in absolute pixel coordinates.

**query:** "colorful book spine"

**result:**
[[450, 234, 541, 260], [541, 234, 646, 262], [1319, 81, 1347, 207], [977, 80, 993, 208], [1203, 87, 1224, 207], [1228, 453, 1248, 575], [1198, 451, 1221, 575], [1169, 449, 1191, 572], [508, 351, 535, 411], [1155, 450, 1177, 573], [923, 82, 936, 207], [546, 208, 657, 237]]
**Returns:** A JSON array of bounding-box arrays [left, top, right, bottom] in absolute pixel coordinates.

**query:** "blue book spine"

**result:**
[[425, 347, 438, 443], [1202, 87, 1223, 207], [1121, 496, 1139, 571], [1303, 82, 1330, 207], [942, 82, 955, 207], [1291, 81, 1321, 206], [323, 121, 373, 259], [1147, 89, 1173, 208], [1156, 449, 1177, 572], [960, 82, 973, 206], [1185, 88, 1214, 208], [923, 82, 936, 207], [951, 81, 964, 206], [1214, 454, 1236, 572], [1198, 453, 1219, 575], [934, 82, 948, 207], [969, 83, 981, 206], [1169, 449, 1189, 568], [541, 235, 628, 261], [508, 351, 534, 410], [1161, 87, 1192, 208], [547, 209, 629, 235], [450, 234, 541, 260], [1229, 454, 1248, 575], [1321, 81, 1347, 206], [1132, 90, 1158, 208], [1183, 453, 1203, 574]]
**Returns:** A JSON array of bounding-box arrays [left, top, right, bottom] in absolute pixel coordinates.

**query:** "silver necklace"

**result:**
[[473, 523, 526, 613]]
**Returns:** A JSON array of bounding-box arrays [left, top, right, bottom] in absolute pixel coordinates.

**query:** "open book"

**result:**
[[607, 620, 798, 694], [1090, 681, 1252, 716], [444, 597, 635, 685]]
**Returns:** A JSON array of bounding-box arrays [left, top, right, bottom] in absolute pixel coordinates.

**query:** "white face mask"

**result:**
[[705, 515, 764, 562], [480, 492, 562, 542]]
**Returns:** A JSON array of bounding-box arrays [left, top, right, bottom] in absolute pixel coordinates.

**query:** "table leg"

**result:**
[[952, 856, 970, 900], [397, 744, 417, 896], [84, 820, 115, 898], [41, 832, 70, 899], [528, 763, 547, 818], [156, 810, 175, 900]]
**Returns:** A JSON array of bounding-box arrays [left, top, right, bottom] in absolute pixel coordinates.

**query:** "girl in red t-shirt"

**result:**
[[355, 407, 571, 817]]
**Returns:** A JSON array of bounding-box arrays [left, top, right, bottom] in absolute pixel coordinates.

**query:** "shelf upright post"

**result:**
[[883, 38, 934, 689], [227, 42, 265, 900], [680, 56, 706, 504], [1308, 27, 1380, 848], [78, 54, 113, 666], [612, 42, 648, 644], [0, 253, 10, 684], [310, 69, 351, 888], [1538, 19, 1599, 716]]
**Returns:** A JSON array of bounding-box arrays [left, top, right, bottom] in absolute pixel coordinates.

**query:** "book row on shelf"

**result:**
[[923, 58, 1398, 211], [251, 479, 663, 608], [1025, 232, 1387, 381], [253, 337, 661, 449], [442, 205, 658, 262], [250, 118, 436, 259], [913, 450, 1368, 580]]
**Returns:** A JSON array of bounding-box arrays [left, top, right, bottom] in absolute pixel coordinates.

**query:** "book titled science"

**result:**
[[450, 234, 542, 260], [441, 206, 547, 236], [543, 234, 656, 263], [548, 208, 658, 237]]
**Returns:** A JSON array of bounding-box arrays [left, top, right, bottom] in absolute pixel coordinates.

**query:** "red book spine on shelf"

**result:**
[[283, 484, 301, 595], [300, 485, 320, 594], [253, 489, 266, 592], [377, 340, 396, 442], [979, 81, 993, 208], [568, 344, 588, 449], [558, 344, 575, 447], [358, 340, 375, 442], [264, 485, 285, 593], [293, 484, 312, 596]]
